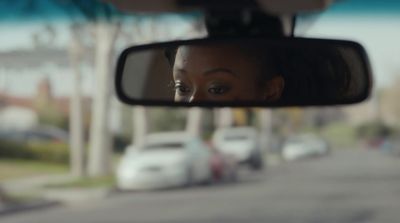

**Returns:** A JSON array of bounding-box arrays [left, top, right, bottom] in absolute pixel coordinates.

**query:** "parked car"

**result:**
[[0, 126, 69, 144], [212, 127, 264, 170], [282, 134, 330, 161], [116, 132, 212, 190], [208, 143, 239, 182], [380, 138, 400, 157]]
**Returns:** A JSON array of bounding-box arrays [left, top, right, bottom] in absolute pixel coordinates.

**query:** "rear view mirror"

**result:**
[[115, 37, 372, 107]]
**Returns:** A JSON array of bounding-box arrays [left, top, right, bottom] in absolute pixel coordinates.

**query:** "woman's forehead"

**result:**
[[177, 44, 243, 56], [175, 44, 253, 69], [173, 44, 262, 82]]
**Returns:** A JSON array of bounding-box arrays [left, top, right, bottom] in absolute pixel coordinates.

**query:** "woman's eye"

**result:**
[[208, 85, 230, 95], [174, 84, 191, 94]]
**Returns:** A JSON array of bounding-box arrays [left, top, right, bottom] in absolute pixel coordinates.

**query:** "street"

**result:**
[[2, 149, 400, 223]]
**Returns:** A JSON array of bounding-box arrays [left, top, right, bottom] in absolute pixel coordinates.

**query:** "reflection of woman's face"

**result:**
[[172, 44, 284, 102]]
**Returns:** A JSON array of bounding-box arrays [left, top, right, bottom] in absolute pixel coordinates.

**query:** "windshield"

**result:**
[[0, 1, 400, 223]]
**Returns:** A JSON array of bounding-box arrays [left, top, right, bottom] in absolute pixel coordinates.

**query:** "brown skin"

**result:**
[[172, 44, 284, 103]]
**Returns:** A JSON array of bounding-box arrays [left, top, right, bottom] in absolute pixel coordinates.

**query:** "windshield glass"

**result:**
[[1, 1, 400, 223]]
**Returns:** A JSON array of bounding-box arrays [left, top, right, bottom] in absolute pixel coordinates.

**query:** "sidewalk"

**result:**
[[0, 174, 74, 216], [0, 174, 114, 216], [0, 174, 115, 211], [0, 174, 76, 195]]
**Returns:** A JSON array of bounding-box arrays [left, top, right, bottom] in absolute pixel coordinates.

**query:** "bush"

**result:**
[[321, 122, 357, 148], [357, 121, 394, 139], [113, 135, 130, 153], [0, 140, 69, 164], [0, 140, 25, 158]]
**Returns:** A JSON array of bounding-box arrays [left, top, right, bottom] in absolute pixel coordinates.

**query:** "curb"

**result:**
[[0, 200, 60, 217]]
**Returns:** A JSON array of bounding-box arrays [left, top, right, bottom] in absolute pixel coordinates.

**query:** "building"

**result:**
[[0, 78, 92, 131]]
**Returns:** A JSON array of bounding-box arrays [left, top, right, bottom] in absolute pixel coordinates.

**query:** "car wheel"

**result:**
[[185, 167, 194, 187], [249, 151, 264, 171], [200, 168, 214, 185], [227, 165, 239, 183]]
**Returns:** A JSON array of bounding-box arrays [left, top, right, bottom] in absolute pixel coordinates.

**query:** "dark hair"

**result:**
[[164, 46, 178, 67], [276, 46, 352, 103]]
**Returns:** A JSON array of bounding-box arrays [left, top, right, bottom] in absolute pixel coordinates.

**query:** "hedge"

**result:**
[[0, 139, 69, 164]]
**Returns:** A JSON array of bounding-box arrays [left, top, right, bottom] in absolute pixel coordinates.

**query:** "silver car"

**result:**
[[282, 134, 330, 161], [212, 127, 264, 170], [116, 132, 212, 190]]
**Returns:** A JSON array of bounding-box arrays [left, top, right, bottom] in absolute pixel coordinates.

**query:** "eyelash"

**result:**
[[171, 82, 191, 95], [208, 85, 230, 95], [170, 81, 230, 96]]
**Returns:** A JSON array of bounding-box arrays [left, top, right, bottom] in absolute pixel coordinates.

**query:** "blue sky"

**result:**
[[325, 0, 400, 15], [298, 0, 400, 88]]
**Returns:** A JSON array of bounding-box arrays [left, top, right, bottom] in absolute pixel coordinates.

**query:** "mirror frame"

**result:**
[[115, 37, 373, 108]]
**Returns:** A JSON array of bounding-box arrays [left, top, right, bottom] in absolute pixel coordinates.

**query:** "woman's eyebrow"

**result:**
[[173, 67, 238, 77], [202, 68, 237, 77]]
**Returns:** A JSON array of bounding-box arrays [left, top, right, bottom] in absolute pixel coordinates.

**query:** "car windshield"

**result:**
[[0, 1, 400, 223]]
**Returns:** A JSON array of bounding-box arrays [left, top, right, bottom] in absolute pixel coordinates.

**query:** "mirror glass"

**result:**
[[116, 38, 372, 107]]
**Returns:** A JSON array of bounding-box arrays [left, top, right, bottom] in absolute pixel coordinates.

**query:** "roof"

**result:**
[[0, 91, 92, 116]]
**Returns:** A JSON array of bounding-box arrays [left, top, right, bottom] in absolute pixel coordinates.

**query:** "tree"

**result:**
[[51, 0, 123, 177], [258, 109, 273, 153], [87, 4, 121, 177], [133, 106, 148, 148], [3, 0, 121, 177], [186, 108, 203, 136], [54, 0, 121, 177], [20, 0, 87, 177], [68, 23, 85, 177], [214, 108, 234, 129]]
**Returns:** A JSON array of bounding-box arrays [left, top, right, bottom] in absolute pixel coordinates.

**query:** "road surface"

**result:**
[[2, 149, 400, 223]]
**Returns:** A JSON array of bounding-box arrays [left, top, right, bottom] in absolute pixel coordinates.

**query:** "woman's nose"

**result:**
[[189, 90, 206, 102]]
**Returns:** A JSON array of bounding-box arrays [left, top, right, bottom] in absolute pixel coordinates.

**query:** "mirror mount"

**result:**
[[204, 9, 286, 38]]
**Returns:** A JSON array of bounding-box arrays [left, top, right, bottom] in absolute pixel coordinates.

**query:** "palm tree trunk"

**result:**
[[186, 108, 203, 136], [68, 28, 85, 177], [133, 106, 148, 148], [87, 21, 120, 177], [214, 108, 233, 129]]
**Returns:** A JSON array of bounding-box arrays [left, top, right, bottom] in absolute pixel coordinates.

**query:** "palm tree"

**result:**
[[68, 23, 86, 177], [86, 4, 122, 177]]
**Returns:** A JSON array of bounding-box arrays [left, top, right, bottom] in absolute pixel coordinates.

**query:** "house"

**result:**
[[0, 78, 92, 131]]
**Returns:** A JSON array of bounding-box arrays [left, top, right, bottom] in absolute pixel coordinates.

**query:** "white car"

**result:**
[[282, 134, 330, 161], [212, 127, 263, 170], [116, 132, 212, 190]]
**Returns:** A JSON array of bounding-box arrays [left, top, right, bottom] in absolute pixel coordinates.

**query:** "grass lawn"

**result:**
[[301, 123, 358, 149], [45, 176, 116, 189], [0, 159, 68, 182], [43, 153, 121, 189]]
